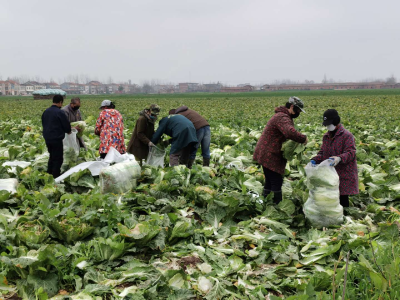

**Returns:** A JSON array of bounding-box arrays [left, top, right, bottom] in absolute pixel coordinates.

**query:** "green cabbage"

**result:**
[[282, 140, 305, 160], [71, 121, 86, 138]]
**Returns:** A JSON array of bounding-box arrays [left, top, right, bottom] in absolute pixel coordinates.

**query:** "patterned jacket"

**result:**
[[253, 106, 307, 175], [95, 109, 126, 154], [312, 124, 358, 195]]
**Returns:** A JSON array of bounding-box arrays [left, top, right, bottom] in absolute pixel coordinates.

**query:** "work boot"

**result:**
[[203, 157, 210, 167], [273, 191, 282, 204], [187, 159, 195, 169]]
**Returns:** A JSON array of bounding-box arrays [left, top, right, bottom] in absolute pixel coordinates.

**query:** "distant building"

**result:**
[[261, 82, 400, 91], [106, 83, 120, 94], [203, 83, 222, 92], [179, 83, 200, 93], [19, 84, 27, 95], [87, 81, 106, 94], [237, 83, 251, 87], [25, 81, 45, 91], [220, 85, 254, 93], [60, 82, 81, 94], [3, 80, 20, 95], [154, 85, 176, 94], [44, 82, 61, 89]]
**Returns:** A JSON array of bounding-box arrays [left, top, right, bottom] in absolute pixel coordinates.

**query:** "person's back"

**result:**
[[175, 106, 209, 130], [173, 106, 211, 167], [42, 105, 71, 142], [164, 114, 195, 138], [96, 108, 125, 155], [41, 95, 71, 178]]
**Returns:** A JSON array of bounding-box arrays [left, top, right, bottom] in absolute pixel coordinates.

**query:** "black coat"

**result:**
[[42, 105, 71, 142]]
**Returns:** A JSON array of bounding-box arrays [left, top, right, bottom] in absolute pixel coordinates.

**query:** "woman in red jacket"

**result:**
[[254, 97, 308, 204], [311, 109, 359, 207]]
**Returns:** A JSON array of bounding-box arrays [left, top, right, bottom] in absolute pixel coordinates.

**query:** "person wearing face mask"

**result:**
[[127, 104, 161, 165], [62, 97, 86, 149], [310, 109, 358, 208], [253, 96, 308, 204]]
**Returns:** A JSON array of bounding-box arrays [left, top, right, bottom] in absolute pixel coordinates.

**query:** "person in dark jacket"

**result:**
[[172, 106, 211, 168], [253, 97, 307, 204], [127, 104, 161, 165], [42, 95, 72, 178], [311, 109, 358, 208], [62, 97, 86, 149], [151, 114, 198, 167]]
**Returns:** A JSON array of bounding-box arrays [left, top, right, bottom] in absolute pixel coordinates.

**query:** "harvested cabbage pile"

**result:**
[[303, 160, 343, 227], [71, 121, 86, 138], [281, 140, 306, 160]]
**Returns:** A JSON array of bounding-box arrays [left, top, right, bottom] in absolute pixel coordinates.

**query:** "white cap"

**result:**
[[100, 100, 112, 108]]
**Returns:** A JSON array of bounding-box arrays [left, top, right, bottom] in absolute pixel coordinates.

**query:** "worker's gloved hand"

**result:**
[[303, 137, 308, 145], [329, 156, 341, 166], [148, 141, 155, 147], [310, 160, 317, 167]]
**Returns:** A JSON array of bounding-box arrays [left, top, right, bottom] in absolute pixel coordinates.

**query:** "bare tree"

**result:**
[[322, 74, 328, 84], [386, 74, 396, 84], [142, 81, 153, 94]]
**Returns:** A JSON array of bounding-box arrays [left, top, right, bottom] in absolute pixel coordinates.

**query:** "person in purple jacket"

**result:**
[[311, 109, 359, 207]]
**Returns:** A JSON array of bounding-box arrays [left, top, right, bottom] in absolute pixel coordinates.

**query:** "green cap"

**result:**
[[149, 104, 161, 115], [288, 96, 305, 113]]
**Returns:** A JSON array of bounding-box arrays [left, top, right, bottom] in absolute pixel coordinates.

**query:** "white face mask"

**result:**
[[326, 124, 336, 131]]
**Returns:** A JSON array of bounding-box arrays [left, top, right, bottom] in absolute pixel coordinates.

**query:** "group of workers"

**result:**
[[253, 96, 358, 208], [42, 95, 358, 208], [41, 95, 211, 177]]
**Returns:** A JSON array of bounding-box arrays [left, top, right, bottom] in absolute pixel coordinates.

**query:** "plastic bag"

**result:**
[[146, 146, 166, 168], [2, 161, 31, 174], [55, 147, 136, 183], [99, 160, 141, 194], [0, 178, 19, 194], [303, 159, 343, 227], [63, 129, 80, 163]]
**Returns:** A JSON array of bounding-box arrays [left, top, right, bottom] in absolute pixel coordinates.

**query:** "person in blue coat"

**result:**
[[151, 114, 198, 167]]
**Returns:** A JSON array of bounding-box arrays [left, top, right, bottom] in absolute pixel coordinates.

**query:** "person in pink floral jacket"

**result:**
[[95, 100, 126, 159], [254, 97, 308, 204], [311, 109, 358, 207]]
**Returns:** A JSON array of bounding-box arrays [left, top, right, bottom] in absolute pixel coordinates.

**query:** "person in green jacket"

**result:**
[[151, 114, 198, 167]]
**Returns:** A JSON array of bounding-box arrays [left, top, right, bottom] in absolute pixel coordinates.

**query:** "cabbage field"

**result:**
[[0, 91, 400, 299]]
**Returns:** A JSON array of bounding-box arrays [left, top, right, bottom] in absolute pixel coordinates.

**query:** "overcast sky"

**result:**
[[0, 0, 399, 85]]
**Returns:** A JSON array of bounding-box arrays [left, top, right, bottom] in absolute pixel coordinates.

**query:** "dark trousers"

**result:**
[[170, 144, 192, 167], [340, 195, 349, 208], [263, 167, 284, 203], [46, 140, 64, 178]]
